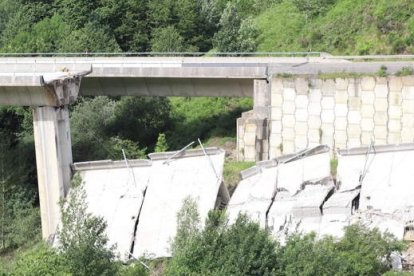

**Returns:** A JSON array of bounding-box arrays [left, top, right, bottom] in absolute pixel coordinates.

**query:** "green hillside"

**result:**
[[256, 0, 414, 55]]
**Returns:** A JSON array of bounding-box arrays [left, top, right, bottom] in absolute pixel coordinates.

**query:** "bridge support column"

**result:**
[[33, 106, 73, 240], [237, 79, 271, 161]]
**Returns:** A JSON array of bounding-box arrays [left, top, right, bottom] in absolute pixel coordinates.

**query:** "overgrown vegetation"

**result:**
[[2, 175, 149, 275], [223, 161, 255, 194], [165, 198, 406, 275], [256, 0, 414, 55]]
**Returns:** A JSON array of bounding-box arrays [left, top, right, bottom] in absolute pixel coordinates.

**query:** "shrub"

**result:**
[[167, 198, 405, 276], [396, 66, 414, 76], [279, 224, 406, 276], [10, 242, 69, 276], [166, 203, 280, 275], [155, 133, 169, 152], [57, 175, 119, 276]]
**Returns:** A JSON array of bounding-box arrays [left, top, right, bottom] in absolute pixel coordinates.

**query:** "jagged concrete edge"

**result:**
[[338, 142, 414, 156], [148, 147, 225, 160], [72, 147, 226, 171], [72, 159, 152, 171], [240, 145, 330, 180]]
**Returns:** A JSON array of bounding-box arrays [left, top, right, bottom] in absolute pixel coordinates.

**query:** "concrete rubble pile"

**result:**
[[229, 143, 414, 246], [227, 145, 333, 243], [70, 147, 229, 261]]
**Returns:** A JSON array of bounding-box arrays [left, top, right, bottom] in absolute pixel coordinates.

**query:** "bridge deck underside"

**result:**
[[81, 77, 254, 97]]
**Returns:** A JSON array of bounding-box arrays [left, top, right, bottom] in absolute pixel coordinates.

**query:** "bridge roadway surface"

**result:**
[[0, 56, 414, 106]]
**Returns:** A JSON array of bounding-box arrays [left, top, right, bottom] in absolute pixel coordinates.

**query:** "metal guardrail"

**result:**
[[0, 52, 322, 57], [1, 52, 414, 61]]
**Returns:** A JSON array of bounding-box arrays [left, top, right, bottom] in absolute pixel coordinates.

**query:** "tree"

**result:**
[[109, 97, 173, 151], [70, 97, 117, 161], [58, 22, 121, 53], [213, 2, 241, 52], [150, 26, 185, 52], [170, 197, 200, 255], [0, 107, 39, 251], [166, 207, 280, 275], [278, 224, 406, 276], [55, 0, 100, 29], [57, 174, 119, 276], [155, 133, 169, 152], [238, 17, 259, 52], [108, 137, 146, 159], [213, 2, 258, 53], [95, 0, 150, 51], [1, 13, 67, 53]]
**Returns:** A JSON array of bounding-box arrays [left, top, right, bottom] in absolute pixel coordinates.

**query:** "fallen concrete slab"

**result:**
[[132, 148, 226, 259], [338, 144, 414, 214], [69, 147, 228, 260], [72, 159, 152, 261], [318, 189, 360, 238], [226, 159, 278, 228], [337, 143, 414, 239], [227, 145, 331, 232], [268, 178, 334, 242], [291, 179, 334, 218]]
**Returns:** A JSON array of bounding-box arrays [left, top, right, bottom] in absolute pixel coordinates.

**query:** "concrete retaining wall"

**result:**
[[268, 76, 414, 158], [237, 75, 414, 161]]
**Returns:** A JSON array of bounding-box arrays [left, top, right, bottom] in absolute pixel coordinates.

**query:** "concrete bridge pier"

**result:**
[[0, 72, 87, 239], [33, 106, 73, 239], [237, 79, 271, 161]]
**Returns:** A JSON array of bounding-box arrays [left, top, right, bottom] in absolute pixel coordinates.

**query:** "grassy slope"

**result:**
[[256, 0, 414, 55]]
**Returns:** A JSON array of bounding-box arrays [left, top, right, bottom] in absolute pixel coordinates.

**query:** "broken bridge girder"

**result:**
[[0, 68, 91, 107]]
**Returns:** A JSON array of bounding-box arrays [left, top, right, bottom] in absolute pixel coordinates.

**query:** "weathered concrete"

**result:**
[[69, 148, 228, 260], [0, 72, 85, 106], [242, 75, 414, 158], [237, 80, 271, 161], [7, 72, 87, 239], [133, 148, 227, 258], [73, 159, 151, 261], [227, 145, 331, 231], [34, 106, 73, 239], [0, 57, 269, 99], [337, 144, 414, 240]]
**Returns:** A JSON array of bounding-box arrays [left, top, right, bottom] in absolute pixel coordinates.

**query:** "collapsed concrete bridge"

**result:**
[[0, 55, 414, 240]]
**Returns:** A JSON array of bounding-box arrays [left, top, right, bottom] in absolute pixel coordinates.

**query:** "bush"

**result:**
[[166, 202, 280, 275], [279, 224, 406, 276], [167, 199, 406, 276], [118, 262, 149, 276], [396, 66, 414, 76], [11, 243, 70, 276], [57, 175, 119, 276], [155, 133, 169, 152]]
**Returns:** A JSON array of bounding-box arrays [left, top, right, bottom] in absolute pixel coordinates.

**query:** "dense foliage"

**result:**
[[1, 0, 413, 55], [256, 0, 414, 54], [0, 0, 265, 53], [4, 176, 148, 275], [165, 199, 406, 276]]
